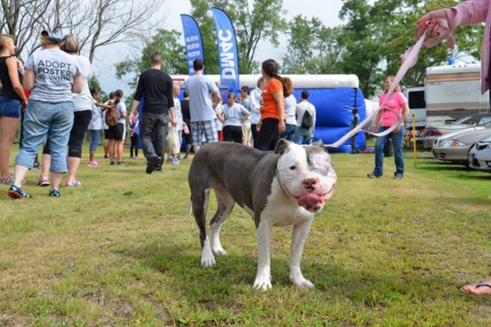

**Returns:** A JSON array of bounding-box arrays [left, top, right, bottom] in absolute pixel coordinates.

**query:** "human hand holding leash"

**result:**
[[415, 8, 458, 48]]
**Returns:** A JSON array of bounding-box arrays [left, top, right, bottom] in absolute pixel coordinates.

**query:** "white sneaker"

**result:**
[[65, 179, 82, 187]]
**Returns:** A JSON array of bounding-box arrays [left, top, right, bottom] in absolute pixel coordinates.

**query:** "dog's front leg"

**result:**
[[253, 221, 273, 290], [289, 218, 314, 289], [201, 235, 216, 267]]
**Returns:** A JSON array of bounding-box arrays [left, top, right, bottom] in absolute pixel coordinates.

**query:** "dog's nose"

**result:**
[[303, 178, 318, 190]]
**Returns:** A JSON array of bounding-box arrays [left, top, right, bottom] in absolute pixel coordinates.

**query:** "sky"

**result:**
[[92, 0, 345, 95]]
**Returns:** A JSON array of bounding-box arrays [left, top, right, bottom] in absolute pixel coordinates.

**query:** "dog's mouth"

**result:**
[[284, 185, 335, 213]]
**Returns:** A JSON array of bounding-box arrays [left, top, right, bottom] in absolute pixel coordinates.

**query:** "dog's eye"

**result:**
[[290, 165, 296, 170]]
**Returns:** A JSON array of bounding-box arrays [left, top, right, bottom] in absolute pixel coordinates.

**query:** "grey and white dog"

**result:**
[[188, 139, 337, 290]]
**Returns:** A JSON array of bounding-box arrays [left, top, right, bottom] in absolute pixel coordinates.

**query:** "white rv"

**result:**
[[405, 63, 490, 130], [426, 63, 489, 119]]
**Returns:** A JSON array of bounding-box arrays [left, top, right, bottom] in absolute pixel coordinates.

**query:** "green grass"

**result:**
[[1, 145, 491, 326]]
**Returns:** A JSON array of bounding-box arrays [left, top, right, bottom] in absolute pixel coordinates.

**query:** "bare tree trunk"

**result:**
[[1, 0, 51, 59], [1, 0, 166, 63]]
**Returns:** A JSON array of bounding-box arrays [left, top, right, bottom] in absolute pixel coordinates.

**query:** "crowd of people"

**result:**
[[0, 40, 324, 198], [177, 58, 319, 156], [0, 32, 389, 201], [0, 29, 429, 201]]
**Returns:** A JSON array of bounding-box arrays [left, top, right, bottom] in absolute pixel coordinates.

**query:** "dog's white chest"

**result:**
[[261, 179, 314, 227]]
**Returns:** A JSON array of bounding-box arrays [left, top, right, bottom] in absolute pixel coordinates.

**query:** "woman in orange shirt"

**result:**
[[254, 59, 287, 151]]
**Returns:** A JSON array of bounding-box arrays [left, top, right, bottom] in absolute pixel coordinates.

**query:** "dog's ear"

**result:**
[[312, 139, 324, 148], [274, 138, 290, 155], [312, 139, 330, 153]]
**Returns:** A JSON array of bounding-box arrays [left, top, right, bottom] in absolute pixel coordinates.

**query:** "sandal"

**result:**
[[460, 281, 491, 295]]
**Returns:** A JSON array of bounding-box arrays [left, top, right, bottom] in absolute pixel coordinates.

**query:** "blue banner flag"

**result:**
[[211, 7, 240, 93], [180, 14, 205, 76]]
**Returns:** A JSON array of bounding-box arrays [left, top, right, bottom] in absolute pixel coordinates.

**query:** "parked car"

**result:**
[[468, 135, 491, 173], [432, 128, 491, 165], [423, 114, 491, 149]]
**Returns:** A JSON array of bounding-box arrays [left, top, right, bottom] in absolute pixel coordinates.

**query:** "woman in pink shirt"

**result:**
[[416, 0, 491, 296], [367, 76, 409, 180]]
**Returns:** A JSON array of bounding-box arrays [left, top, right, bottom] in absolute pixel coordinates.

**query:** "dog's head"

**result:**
[[275, 139, 337, 213]]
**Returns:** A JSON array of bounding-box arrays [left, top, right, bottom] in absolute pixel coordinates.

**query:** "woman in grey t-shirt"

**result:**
[[38, 35, 94, 188], [7, 31, 82, 199]]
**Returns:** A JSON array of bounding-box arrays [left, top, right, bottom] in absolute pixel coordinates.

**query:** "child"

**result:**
[[88, 88, 112, 166], [129, 112, 140, 159]]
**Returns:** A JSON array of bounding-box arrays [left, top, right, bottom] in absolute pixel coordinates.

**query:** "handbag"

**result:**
[[166, 125, 180, 154]]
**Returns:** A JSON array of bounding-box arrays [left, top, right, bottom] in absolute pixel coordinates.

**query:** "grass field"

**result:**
[[1, 144, 491, 326]]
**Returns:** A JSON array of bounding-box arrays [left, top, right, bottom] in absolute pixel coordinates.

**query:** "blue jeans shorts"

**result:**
[[0, 96, 21, 119], [89, 129, 101, 151], [15, 99, 74, 172]]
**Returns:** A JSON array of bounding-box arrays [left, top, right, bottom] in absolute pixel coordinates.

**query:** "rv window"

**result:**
[[408, 90, 425, 109]]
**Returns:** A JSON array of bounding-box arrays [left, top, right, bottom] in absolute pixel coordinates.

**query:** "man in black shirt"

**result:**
[[130, 53, 175, 174]]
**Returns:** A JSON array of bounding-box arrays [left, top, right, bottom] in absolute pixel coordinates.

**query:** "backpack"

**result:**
[[301, 109, 313, 129], [105, 105, 119, 127]]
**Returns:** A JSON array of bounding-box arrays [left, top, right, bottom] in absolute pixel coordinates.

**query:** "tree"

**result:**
[[337, 0, 483, 97], [188, 0, 219, 74], [0, 0, 51, 58], [43, 0, 167, 63], [88, 75, 107, 99], [115, 29, 188, 90], [1, 0, 167, 63], [282, 15, 344, 74], [336, 0, 386, 97], [190, 0, 288, 74]]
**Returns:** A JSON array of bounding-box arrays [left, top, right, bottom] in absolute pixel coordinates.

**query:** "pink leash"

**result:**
[[326, 14, 457, 148], [326, 32, 427, 148]]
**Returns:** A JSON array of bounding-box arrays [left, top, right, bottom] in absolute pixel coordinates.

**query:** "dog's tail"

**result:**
[[187, 200, 193, 217]]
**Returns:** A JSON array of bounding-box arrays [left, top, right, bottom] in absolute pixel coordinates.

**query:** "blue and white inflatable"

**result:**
[[174, 74, 367, 153]]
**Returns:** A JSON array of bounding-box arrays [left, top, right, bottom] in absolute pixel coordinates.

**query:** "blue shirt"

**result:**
[[223, 103, 249, 127], [184, 74, 219, 122]]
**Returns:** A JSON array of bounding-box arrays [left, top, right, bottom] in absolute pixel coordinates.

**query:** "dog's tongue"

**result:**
[[297, 193, 323, 208]]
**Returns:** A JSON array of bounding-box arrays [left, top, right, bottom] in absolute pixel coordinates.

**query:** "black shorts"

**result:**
[[223, 125, 242, 143], [106, 123, 124, 140]]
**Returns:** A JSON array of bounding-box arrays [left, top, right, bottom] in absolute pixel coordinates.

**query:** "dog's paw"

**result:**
[[212, 246, 227, 257], [201, 256, 216, 267], [290, 274, 315, 289], [253, 273, 273, 291], [201, 245, 216, 267]]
